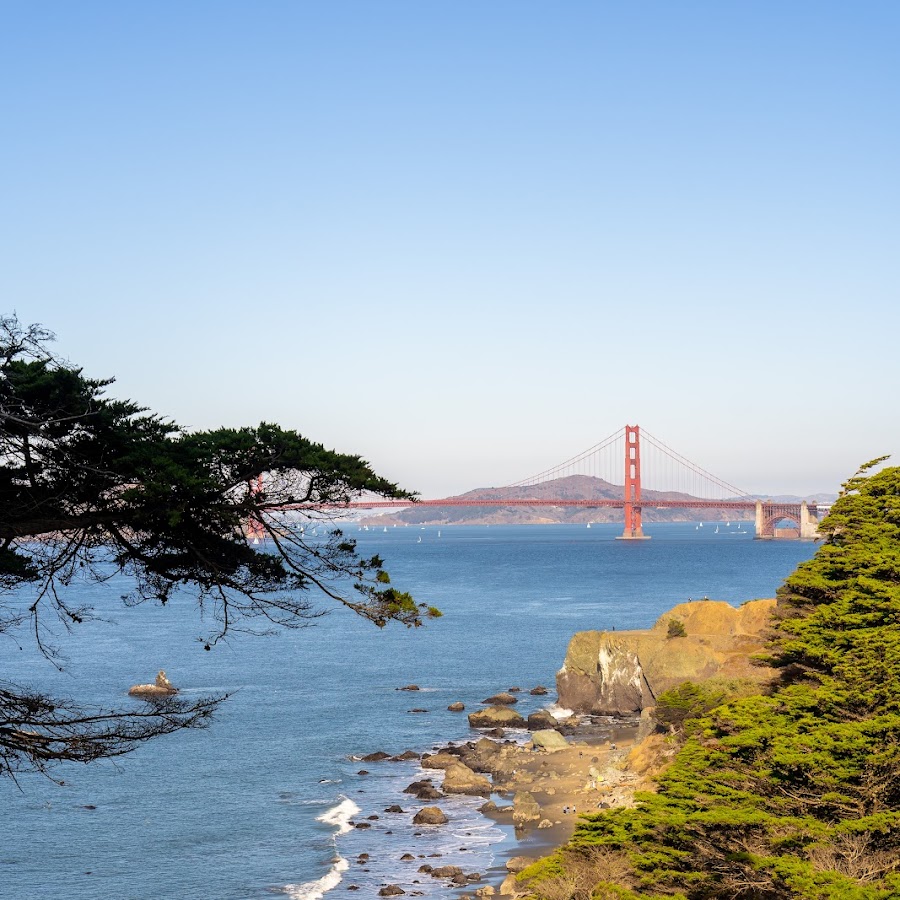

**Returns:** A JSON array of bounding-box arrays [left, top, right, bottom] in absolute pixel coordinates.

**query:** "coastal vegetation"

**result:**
[[0, 316, 430, 780], [521, 461, 900, 899]]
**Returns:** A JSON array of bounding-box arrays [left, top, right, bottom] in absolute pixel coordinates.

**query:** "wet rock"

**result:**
[[357, 770, 369, 775], [354, 822, 371, 829], [378, 886, 405, 897], [400, 853, 415, 861], [526, 709, 560, 731], [507, 687, 521, 693], [362, 751, 392, 762], [417, 864, 433, 873], [482, 692, 517, 705], [403, 779, 433, 794], [468, 706, 525, 729], [529, 685, 549, 695], [431, 865, 463, 879], [128, 670, 177, 698], [397, 685, 420, 691], [448, 702, 465, 712], [391, 750, 420, 761], [416, 786, 444, 800], [421, 752, 459, 770], [385, 805, 405, 813], [413, 806, 448, 825], [408, 708, 428, 713], [442, 762, 492, 797]]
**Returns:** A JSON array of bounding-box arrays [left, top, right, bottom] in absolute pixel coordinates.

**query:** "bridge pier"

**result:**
[[800, 501, 819, 539], [755, 499, 819, 540], [617, 425, 650, 540]]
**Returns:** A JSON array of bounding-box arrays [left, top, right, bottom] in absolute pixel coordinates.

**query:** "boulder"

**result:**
[[416, 786, 444, 800], [391, 750, 420, 761], [530, 729, 568, 751], [556, 599, 777, 715], [430, 865, 463, 879], [397, 684, 420, 691], [482, 692, 517, 705], [468, 706, 526, 729], [448, 701, 465, 712], [526, 709, 559, 730], [378, 886, 405, 897], [128, 670, 177, 698], [413, 806, 448, 825], [362, 751, 392, 762], [529, 685, 549, 695], [512, 791, 541, 828], [421, 752, 459, 770], [442, 762, 492, 797]]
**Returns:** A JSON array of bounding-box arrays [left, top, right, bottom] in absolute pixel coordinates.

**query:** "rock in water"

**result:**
[[482, 692, 518, 705], [442, 762, 492, 797], [413, 806, 448, 825], [556, 599, 777, 715], [526, 709, 559, 730], [128, 670, 177, 697], [467, 706, 526, 729], [447, 701, 465, 712]]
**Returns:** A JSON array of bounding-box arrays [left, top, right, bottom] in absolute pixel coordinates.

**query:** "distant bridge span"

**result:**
[[260, 425, 822, 541]]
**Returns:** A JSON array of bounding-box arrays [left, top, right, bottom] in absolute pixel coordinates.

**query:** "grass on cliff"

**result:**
[[520, 460, 900, 900]]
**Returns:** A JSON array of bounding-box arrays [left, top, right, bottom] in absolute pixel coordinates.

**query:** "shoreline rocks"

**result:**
[[468, 706, 526, 729]]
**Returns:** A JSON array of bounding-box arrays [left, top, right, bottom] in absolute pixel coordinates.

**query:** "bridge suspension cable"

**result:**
[[506, 427, 625, 487], [639, 429, 753, 500]]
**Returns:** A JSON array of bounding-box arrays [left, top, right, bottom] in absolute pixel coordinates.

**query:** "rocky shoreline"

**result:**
[[339, 598, 776, 897], [346, 699, 668, 898]]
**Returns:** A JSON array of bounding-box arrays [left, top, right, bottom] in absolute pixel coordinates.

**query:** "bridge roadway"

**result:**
[[310, 497, 821, 540], [340, 498, 758, 510]]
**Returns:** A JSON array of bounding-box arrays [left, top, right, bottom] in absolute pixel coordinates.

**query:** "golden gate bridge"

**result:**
[[250, 425, 821, 542]]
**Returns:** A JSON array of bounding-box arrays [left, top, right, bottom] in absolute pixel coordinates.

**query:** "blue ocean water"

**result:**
[[1, 523, 817, 899]]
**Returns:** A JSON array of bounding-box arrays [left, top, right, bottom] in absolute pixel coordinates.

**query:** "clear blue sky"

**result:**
[[2, 2, 897, 497]]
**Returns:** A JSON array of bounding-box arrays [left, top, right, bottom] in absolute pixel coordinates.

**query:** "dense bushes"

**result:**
[[522, 463, 900, 899]]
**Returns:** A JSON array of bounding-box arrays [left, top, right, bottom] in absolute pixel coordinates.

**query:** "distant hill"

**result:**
[[360, 475, 837, 526]]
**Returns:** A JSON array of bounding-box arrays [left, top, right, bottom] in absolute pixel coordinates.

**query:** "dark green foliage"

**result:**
[[666, 618, 687, 638], [525, 462, 900, 899], [0, 316, 430, 779], [655, 679, 759, 734]]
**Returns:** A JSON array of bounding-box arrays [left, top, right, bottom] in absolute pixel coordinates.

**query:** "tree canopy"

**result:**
[[522, 460, 900, 899], [0, 315, 432, 780]]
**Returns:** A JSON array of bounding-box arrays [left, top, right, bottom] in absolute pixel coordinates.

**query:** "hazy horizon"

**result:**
[[2, 2, 897, 498]]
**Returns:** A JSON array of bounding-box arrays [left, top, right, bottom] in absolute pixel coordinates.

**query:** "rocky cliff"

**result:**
[[556, 599, 776, 715]]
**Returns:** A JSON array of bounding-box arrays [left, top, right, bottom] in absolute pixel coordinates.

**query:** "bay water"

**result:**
[[1, 522, 817, 899]]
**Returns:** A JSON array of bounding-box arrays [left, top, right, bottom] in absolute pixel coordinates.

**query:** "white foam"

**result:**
[[545, 704, 574, 720], [281, 856, 349, 900], [316, 797, 360, 835]]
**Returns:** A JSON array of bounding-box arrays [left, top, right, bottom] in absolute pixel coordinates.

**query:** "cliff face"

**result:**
[[556, 599, 776, 715]]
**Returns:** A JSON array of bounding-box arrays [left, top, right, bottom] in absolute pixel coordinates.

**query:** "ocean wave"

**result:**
[[545, 703, 574, 720], [317, 797, 360, 836], [281, 855, 349, 900]]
